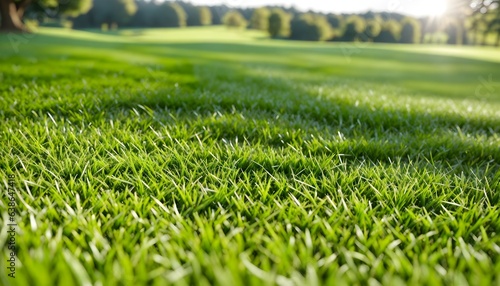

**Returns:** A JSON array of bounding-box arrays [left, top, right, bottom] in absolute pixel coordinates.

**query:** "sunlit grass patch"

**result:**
[[0, 27, 499, 285]]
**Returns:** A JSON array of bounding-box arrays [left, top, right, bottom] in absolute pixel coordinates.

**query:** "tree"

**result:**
[[472, 0, 500, 45], [268, 9, 291, 38], [326, 13, 344, 39], [152, 2, 186, 27], [290, 13, 331, 41], [128, 0, 156, 28], [326, 14, 343, 29], [363, 19, 382, 41], [210, 5, 230, 25], [466, 12, 489, 44], [341, 15, 366, 41], [444, 21, 462, 44], [289, 15, 310, 40], [239, 7, 253, 22], [442, 18, 467, 45], [442, 0, 480, 45], [400, 17, 422, 43], [178, 2, 195, 26], [374, 20, 402, 43], [198, 6, 212, 26], [488, 13, 500, 46], [222, 10, 247, 29], [0, 0, 91, 32], [178, 2, 210, 26], [250, 7, 270, 31], [92, 0, 137, 28], [311, 14, 332, 41]]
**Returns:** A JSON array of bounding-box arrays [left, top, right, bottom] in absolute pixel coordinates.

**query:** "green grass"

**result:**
[[0, 26, 499, 285]]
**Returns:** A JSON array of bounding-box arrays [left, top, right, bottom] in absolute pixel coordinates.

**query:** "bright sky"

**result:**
[[186, 0, 449, 17]]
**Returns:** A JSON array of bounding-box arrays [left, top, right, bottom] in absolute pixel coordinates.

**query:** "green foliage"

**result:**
[[374, 19, 402, 43], [466, 12, 489, 44], [268, 9, 292, 38], [198, 7, 213, 26], [483, 3, 500, 46], [92, 0, 137, 27], [489, 17, 500, 46], [179, 2, 197, 26], [364, 19, 382, 40], [250, 7, 271, 31], [400, 17, 422, 44], [29, 0, 92, 16], [153, 3, 187, 27], [326, 13, 344, 29], [340, 15, 366, 41], [38, 18, 73, 28], [127, 0, 156, 28], [5, 0, 498, 48], [444, 21, 462, 45], [222, 10, 247, 29], [1, 27, 500, 285], [326, 14, 344, 39], [290, 13, 332, 41], [423, 32, 449, 44], [180, 3, 211, 26], [209, 6, 225, 25], [52, 0, 93, 17], [438, 0, 500, 46]]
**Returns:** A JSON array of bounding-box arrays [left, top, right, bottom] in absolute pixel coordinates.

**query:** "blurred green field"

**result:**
[[0, 27, 499, 285]]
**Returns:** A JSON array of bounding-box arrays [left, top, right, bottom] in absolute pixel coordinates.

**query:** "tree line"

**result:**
[[220, 2, 500, 46], [1, 0, 499, 46]]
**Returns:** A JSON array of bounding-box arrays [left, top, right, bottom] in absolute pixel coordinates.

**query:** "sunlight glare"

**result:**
[[412, 0, 448, 17]]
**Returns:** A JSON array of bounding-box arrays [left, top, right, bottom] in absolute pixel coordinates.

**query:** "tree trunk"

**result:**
[[0, 0, 27, 32], [16, 0, 32, 19]]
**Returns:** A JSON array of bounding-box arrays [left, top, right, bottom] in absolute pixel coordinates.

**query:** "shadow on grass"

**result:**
[[3, 58, 499, 172], [1, 32, 499, 174], [3, 32, 499, 100], [135, 42, 500, 102]]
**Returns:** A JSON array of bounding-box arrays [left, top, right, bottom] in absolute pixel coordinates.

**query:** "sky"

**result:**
[[186, 0, 450, 17]]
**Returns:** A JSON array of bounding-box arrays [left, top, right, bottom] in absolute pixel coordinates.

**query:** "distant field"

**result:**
[[1, 27, 499, 285]]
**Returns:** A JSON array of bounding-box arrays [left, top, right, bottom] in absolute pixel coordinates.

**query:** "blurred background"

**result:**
[[1, 0, 500, 46]]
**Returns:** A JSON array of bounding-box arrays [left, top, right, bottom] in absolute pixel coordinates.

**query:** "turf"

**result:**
[[0, 26, 499, 285]]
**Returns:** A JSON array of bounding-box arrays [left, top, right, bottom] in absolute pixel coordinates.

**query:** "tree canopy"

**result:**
[[250, 7, 270, 31], [290, 14, 331, 41], [0, 0, 92, 31], [153, 2, 186, 27], [92, 0, 137, 27], [340, 15, 366, 41], [268, 9, 291, 38], [222, 10, 247, 29], [374, 20, 402, 43], [400, 17, 422, 44]]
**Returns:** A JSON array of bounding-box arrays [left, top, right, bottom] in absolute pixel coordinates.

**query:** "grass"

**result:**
[[0, 26, 499, 285]]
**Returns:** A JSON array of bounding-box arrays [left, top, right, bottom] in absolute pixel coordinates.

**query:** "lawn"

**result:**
[[0, 26, 499, 285]]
